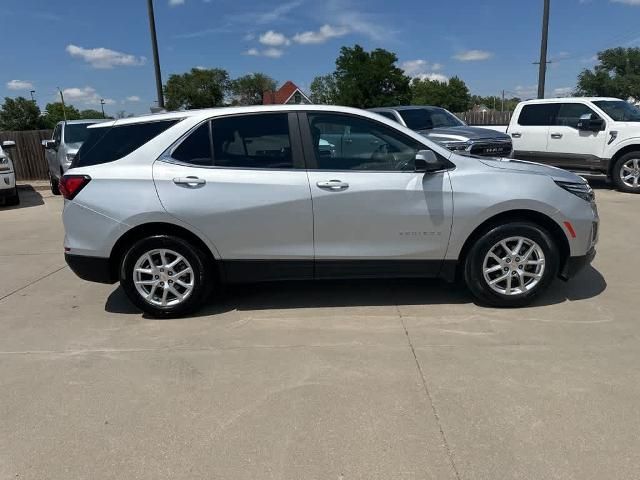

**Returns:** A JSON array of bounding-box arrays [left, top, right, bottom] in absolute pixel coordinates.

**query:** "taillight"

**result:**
[[59, 175, 91, 200]]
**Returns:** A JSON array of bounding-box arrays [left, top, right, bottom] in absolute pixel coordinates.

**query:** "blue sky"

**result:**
[[1, 0, 640, 115]]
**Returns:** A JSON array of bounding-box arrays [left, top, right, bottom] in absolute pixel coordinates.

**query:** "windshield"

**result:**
[[398, 108, 464, 130], [65, 123, 99, 144], [593, 101, 640, 122]]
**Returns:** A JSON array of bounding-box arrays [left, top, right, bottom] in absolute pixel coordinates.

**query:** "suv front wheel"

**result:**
[[464, 222, 560, 307], [120, 235, 212, 317]]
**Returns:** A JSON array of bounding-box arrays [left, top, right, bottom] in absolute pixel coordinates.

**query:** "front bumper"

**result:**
[[0, 171, 16, 192], [559, 247, 596, 281], [65, 253, 116, 284]]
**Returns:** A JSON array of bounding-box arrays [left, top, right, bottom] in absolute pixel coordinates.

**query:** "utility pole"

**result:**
[[537, 0, 551, 99], [147, 0, 165, 109], [57, 87, 67, 121], [100, 99, 106, 118], [501, 90, 505, 113]]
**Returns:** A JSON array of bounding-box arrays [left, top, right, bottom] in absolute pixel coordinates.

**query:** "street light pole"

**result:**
[[100, 99, 106, 118], [147, 0, 165, 109], [30, 90, 36, 103], [57, 88, 67, 122], [537, 0, 551, 99]]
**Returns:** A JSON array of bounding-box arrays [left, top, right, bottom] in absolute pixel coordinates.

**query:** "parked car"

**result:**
[[368, 105, 513, 157], [0, 140, 19, 206], [61, 105, 598, 317], [498, 97, 640, 193], [42, 119, 106, 195]]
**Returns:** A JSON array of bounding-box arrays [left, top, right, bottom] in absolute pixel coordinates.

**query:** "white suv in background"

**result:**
[[505, 97, 640, 193], [0, 141, 19, 206]]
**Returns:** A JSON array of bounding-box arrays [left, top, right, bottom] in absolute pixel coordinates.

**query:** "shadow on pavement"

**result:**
[[105, 265, 606, 318], [0, 186, 45, 210]]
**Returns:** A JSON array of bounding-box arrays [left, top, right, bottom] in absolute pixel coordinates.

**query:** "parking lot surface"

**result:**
[[1, 183, 639, 480]]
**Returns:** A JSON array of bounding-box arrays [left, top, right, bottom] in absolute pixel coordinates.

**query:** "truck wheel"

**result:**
[[612, 153, 640, 193], [49, 173, 61, 195], [4, 187, 20, 206], [464, 222, 560, 307]]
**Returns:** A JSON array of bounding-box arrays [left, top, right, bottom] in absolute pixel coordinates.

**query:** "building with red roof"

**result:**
[[262, 81, 312, 105]]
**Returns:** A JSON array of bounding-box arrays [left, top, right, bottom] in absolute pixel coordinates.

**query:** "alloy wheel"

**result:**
[[482, 236, 546, 296], [133, 248, 194, 307], [620, 158, 640, 189]]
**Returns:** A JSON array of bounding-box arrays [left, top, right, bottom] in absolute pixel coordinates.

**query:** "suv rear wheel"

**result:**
[[49, 172, 60, 195], [120, 235, 212, 317], [464, 222, 560, 307], [612, 152, 640, 193]]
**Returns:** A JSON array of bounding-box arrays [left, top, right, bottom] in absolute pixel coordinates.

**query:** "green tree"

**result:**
[[470, 95, 521, 112], [333, 45, 411, 108], [79, 109, 106, 119], [577, 47, 640, 100], [0, 97, 43, 131], [410, 76, 470, 111], [164, 68, 230, 110], [310, 74, 338, 104], [41, 102, 81, 128], [230, 73, 277, 105]]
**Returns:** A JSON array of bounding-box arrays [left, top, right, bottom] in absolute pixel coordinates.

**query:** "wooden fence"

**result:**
[[455, 110, 513, 126], [0, 129, 52, 181]]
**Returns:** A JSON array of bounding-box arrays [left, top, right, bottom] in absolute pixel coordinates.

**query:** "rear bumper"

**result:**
[[65, 253, 116, 284], [560, 247, 596, 281]]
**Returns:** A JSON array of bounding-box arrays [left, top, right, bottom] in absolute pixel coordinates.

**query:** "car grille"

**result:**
[[469, 140, 513, 157]]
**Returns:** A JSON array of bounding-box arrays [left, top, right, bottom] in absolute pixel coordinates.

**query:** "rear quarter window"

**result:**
[[73, 119, 179, 168], [517, 104, 559, 126]]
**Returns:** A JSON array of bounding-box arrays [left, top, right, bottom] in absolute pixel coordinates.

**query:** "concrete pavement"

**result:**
[[1, 185, 639, 479]]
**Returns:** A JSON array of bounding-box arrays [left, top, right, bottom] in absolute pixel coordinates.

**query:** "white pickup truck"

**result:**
[[484, 97, 640, 193]]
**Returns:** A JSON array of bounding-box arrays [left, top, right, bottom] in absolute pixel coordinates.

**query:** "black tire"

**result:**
[[120, 235, 213, 318], [50, 173, 61, 195], [4, 187, 20, 206], [464, 222, 560, 308], [611, 152, 640, 193]]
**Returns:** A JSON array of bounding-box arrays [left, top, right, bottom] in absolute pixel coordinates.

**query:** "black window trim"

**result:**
[[297, 111, 453, 173], [161, 112, 305, 171]]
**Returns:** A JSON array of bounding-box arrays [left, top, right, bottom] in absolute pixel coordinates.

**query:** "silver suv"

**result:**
[[43, 119, 105, 195], [61, 105, 599, 317]]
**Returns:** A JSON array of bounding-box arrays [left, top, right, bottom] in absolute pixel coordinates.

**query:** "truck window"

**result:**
[[556, 103, 599, 128], [518, 104, 559, 126]]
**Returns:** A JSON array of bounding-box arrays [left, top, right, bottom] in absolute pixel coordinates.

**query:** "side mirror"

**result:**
[[414, 149, 442, 173], [42, 139, 57, 149], [1, 141, 16, 150], [577, 114, 604, 131]]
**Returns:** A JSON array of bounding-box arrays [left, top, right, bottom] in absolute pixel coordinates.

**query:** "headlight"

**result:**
[[555, 181, 595, 202], [441, 141, 471, 152], [0, 157, 9, 171], [65, 153, 76, 163]]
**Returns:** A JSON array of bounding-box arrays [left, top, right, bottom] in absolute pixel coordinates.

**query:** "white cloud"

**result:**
[[66, 44, 146, 69], [611, 0, 640, 4], [513, 85, 538, 98], [61, 86, 115, 106], [243, 47, 283, 58], [401, 60, 448, 83], [553, 87, 574, 96], [293, 24, 349, 44], [263, 48, 284, 58], [259, 30, 290, 47], [7, 80, 33, 90], [125, 96, 141, 102], [169, 0, 185, 5], [453, 49, 493, 61], [257, 0, 303, 23], [414, 73, 449, 82]]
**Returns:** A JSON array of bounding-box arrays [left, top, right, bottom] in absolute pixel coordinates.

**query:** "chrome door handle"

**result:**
[[173, 176, 206, 187], [511, 133, 522, 138], [316, 180, 349, 191], [550, 133, 563, 139]]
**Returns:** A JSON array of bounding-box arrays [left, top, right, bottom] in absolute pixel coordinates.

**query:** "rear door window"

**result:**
[[517, 104, 559, 126], [211, 113, 293, 169], [73, 119, 179, 168]]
